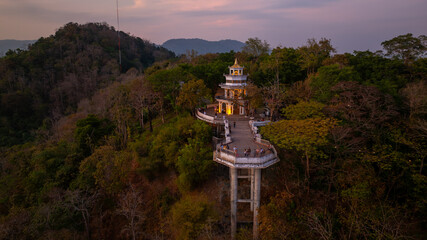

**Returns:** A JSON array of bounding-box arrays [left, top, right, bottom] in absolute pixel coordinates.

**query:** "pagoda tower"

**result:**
[[217, 58, 248, 115]]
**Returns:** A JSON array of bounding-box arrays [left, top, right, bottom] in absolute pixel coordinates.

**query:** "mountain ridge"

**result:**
[[0, 39, 37, 56]]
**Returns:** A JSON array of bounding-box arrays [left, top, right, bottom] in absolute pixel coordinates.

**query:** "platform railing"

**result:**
[[213, 120, 279, 168]]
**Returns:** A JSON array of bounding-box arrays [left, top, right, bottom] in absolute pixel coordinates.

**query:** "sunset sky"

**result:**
[[1, 0, 426, 53]]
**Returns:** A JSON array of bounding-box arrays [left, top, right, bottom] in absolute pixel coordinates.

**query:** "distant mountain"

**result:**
[[162, 38, 244, 55], [0, 39, 36, 56]]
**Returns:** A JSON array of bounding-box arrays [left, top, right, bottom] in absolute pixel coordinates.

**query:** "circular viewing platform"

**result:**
[[196, 107, 279, 169]]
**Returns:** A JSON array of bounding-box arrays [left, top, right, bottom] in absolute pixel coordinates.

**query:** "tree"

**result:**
[[263, 79, 286, 121], [65, 189, 100, 240], [381, 33, 426, 65], [328, 81, 399, 139], [260, 47, 305, 84], [261, 117, 338, 190], [242, 37, 270, 57], [78, 146, 131, 194], [176, 79, 211, 115], [129, 77, 162, 131], [116, 184, 145, 240], [74, 114, 114, 157], [171, 194, 218, 240], [176, 138, 213, 192], [298, 38, 336, 74], [310, 64, 360, 103], [244, 83, 264, 116], [401, 81, 427, 173], [282, 100, 325, 120]]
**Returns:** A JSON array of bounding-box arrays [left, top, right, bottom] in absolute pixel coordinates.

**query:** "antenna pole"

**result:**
[[116, 0, 122, 70]]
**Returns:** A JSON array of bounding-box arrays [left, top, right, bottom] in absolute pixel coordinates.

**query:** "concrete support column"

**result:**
[[250, 168, 254, 211], [253, 169, 261, 240], [230, 167, 238, 240]]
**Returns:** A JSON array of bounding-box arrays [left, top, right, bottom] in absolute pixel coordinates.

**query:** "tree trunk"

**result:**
[[305, 151, 310, 194], [139, 109, 144, 129]]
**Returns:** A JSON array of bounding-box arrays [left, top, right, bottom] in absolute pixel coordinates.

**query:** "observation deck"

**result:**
[[196, 108, 279, 169]]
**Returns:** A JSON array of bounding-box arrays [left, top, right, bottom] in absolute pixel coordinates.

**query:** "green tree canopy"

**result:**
[[176, 79, 211, 114], [381, 33, 426, 65], [242, 37, 270, 57]]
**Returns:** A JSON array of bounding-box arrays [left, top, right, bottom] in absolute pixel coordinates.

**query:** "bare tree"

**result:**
[[401, 80, 427, 173], [66, 189, 100, 240], [263, 79, 286, 121], [305, 211, 333, 240], [130, 77, 161, 132], [116, 184, 145, 240]]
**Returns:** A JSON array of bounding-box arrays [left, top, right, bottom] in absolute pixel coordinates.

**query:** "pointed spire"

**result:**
[[231, 58, 242, 68]]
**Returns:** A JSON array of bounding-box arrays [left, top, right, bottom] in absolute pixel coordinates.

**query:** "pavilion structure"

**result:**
[[195, 58, 279, 240], [216, 58, 248, 115]]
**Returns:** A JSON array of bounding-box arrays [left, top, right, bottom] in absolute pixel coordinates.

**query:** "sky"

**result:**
[[0, 0, 426, 53]]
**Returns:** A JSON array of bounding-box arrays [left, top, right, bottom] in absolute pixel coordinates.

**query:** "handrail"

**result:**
[[214, 119, 279, 168], [196, 109, 224, 125]]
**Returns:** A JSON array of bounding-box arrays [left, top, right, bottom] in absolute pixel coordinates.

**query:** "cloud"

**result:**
[[1, 0, 426, 53]]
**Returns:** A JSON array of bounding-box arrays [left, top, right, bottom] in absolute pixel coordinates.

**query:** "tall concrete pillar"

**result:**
[[230, 167, 238, 240], [250, 168, 254, 211], [253, 169, 261, 240]]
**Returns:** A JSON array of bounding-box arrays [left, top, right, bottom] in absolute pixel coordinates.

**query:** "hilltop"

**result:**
[[162, 38, 244, 55], [0, 22, 174, 146]]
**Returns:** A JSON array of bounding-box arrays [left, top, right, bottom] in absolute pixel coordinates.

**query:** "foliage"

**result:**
[[298, 38, 336, 74], [176, 138, 213, 192], [381, 33, 426, 65], [262, 117, 337, 158], [310, 64, 360, 102], [176, 79, 212, 114], [77, 146, 132, 194], [0, 22, 174, 146], [171, 194, 218, 240], [347, 50, 408, 96], [260, 47, 305, 84], [1, 32, 427, 239], [242, 37, 270, 57], [262, 80, 287, 120], [74, 114, 114, 157], [282, 100, 325, 120], [133, 115, 212, 182]]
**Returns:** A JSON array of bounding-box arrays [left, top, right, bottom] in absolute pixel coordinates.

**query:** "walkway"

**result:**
[[225, 118, 270, 157], [198, 107, 273, 156]]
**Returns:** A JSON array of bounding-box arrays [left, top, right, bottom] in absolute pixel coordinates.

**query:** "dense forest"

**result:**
[[0, 22, 426, 240]]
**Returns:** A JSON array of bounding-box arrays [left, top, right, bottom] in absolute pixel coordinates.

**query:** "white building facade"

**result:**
[[216, 58, 248, 115]]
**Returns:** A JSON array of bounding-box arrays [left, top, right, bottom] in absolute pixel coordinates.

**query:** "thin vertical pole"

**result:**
[[116, 0, 122, 69], [230, 168, 238, 240]]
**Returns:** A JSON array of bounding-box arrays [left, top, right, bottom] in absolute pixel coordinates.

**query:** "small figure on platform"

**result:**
[[260, 148, 264, 155], [255, 148, 260, 157], [248, 147, 251, 156], [233, 121, 236, 128]]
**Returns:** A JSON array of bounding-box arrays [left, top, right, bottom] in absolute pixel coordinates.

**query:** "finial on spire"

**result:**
[[231, 58, 242, 68]]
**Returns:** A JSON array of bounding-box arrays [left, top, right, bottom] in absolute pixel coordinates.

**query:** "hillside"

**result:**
[[0, 39, 36, 56], [0, 31, 426, 240], [0, 22, 175, 146], [162, 38, 244, 55]]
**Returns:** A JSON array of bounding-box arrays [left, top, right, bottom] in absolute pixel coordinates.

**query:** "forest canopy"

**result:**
[[0, 25, 426, 239]]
